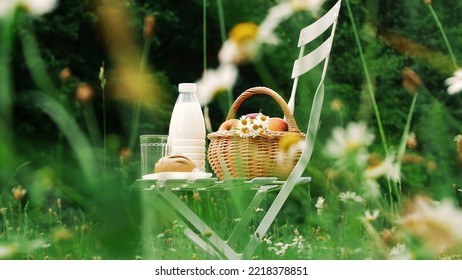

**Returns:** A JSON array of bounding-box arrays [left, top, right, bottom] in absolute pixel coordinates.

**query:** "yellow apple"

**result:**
[[218, 119, 239, 131]]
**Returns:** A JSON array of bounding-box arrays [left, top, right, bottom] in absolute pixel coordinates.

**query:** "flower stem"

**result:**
[[0, 13, 16, 170], [345, 0, 388, 155], [203, 0, 207, 74], [129, 39, 151, 151], [216, 0, 233, 109], [427, 4, 459, 70]]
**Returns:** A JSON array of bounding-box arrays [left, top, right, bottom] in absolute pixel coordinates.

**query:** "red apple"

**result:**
[[268, 117, 288, 131], [245, 112, 260, 119]]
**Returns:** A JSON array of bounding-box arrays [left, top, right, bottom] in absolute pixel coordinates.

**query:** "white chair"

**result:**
[[242, 0, 342, 257]]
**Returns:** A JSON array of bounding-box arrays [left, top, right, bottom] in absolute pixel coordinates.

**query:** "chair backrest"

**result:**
[[287, 0, 342, 114], [242, 0, 342, 258]]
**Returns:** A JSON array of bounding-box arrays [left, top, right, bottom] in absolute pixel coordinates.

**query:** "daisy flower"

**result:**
[[445, 69, 462, 95], [196, 64, 238, 106], [400, 196, 462, 255], [236, 115, 252, 138], [0, 0, 58, 17], [259, 0, 326, 45], [325, 122, 374, 167], [364, 209, 380, 222], [315, 196, 325, 214], [338, 191, 364, 203], [254, 113, 270, 128], [218, 22, 260, 64], [364, 153, 400, 182]]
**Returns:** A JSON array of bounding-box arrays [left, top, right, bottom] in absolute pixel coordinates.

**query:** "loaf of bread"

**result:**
[[154, 154, 196, 173]]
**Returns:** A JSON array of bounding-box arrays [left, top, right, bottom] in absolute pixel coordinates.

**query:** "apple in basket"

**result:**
[[218, 119, 239, 131]]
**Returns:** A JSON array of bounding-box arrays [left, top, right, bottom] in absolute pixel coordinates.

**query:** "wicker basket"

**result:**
[[207, 87, 305, 180]]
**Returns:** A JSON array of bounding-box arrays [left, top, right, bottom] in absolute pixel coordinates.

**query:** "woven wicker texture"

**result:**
[[207, 87, 306, 180]]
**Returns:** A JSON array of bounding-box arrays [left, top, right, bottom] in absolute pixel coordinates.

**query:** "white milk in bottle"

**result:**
[[167, 83, 206, 171]]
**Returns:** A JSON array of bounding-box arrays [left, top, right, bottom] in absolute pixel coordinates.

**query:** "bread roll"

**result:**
[[154, 154, 196, 173]]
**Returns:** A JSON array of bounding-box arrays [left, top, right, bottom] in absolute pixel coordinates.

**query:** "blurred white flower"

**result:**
[[364, 209, 380, 222], [0, 0, 58, 17], [218, 22, 259, 64], [364, 179, 381, 198], [258, 2, 293, 45], [388, 243, 411, 260], [325, 122, 374, 166], [400, 196, 462, 255], [290, 0, 325, 15], [0, 244, 15, 259], [445, 69, 462, 95], [315, 196, 325, 214], [259, 0, 325, 45], [196, 64, 238, 106], [364, 153, 400, 182], [338, 191, 364, 203]]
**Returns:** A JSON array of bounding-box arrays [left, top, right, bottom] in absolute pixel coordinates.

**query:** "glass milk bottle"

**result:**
[[167, 83, 206, 171]]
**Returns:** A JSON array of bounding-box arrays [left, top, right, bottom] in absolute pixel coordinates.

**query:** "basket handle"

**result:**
[[225, 86, 302, 133]]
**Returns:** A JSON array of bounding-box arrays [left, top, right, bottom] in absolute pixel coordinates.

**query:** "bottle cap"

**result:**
[[178, 83, 197, 93]]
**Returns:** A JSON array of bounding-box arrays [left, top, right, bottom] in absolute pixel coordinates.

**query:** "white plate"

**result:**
[[142, 172, 212, 181]]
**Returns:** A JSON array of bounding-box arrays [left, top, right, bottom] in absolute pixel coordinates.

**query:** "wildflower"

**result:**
[[423, 0, 432, 5], [402, 67, 422, 94], [315, 196, 325, 214], [325, 122, 374, 167], [406, 132, 418, 149], [57, 198, 61, 209], [388, 243, 411, 260], [259, 0, 325, 45], [196, 64, 238, 106], [400, 196, 462, 255], [59, 67, 72, 81], [192, 192, 201, 202], [143, 15, 155, 39], [53, 228, 73, 242], [338, 191, 364, 203], [236, 115, 252, 138], [0, 208, 6, 215], [219, 22, 259, 64], [445, 69, 462, 95], [290, 0, 325, 15], [76, 82, 94, 105], [330, 98, 343, 112], [364, 179, 381, 198], [0, 0, 58, 17], [364, 209, 380, 222], [12, 185, 27, 201], [0, 245, 16, 259], [119, 147, 132, 165], [80, 224, 90, 233], [268, 242, 291, 256], [426, 160, 437, 172], [99, 62, 107, 90], [364, 153, 400, 182]]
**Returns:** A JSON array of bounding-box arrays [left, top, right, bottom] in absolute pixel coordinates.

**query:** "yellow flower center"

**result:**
[[229, 22, 259, 45]]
